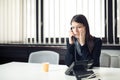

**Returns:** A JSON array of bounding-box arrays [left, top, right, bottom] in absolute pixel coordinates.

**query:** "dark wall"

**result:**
[[0, 45, 67, 64], [0, 44, 120, 65]]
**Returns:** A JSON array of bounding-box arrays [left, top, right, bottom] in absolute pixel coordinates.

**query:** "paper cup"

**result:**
[[42, 62, 49, 72]]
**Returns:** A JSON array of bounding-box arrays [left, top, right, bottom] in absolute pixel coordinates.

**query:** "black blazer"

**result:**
[[65, 37, 102, 68]]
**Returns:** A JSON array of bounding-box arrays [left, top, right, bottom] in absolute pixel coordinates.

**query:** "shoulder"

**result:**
[[93, 37, 102, 45], [94, 37, 102, 42]]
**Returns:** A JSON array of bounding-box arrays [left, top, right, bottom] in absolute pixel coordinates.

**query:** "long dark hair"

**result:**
[[70, 14, 94, 53]]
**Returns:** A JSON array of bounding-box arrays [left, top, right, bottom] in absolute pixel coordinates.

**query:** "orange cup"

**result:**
[[42, 63, 49, 72]]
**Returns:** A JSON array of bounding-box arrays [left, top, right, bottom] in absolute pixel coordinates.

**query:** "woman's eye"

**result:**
[[76, 27, 81, 29], [71, 27, 74, 29], [72, 26, 82, 29]]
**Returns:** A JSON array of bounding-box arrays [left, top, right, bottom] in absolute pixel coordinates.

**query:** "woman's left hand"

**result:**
[[78, 27, 86, 46]]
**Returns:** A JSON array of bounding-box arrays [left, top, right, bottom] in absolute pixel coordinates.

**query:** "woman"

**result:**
[[65, 14, 102, 68]]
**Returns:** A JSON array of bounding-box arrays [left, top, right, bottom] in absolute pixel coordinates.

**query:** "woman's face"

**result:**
[[71, 21, 86, 38]]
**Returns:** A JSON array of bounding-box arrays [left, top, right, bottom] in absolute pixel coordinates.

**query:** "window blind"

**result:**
[[0, 0, 36, 44], [0, 0, 22, 43], [0, 0, 120, 45], [42, 0, 105, 45]]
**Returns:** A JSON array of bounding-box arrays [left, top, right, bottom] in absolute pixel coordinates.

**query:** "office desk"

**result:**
[[0, 62, 120, 80]]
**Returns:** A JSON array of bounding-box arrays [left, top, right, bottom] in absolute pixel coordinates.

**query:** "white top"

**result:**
[[0, 62, 120, 80]]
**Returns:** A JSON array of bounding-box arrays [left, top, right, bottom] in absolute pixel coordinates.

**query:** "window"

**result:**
[[0, 0, 120, 46], [117, 0, 120, 42], [102, 0, 119, 45], [42, 0, 105, 45], [0, 0, 36, 44]]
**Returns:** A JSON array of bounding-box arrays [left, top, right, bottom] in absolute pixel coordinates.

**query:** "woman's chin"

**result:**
[[75, 36, 79, 38]]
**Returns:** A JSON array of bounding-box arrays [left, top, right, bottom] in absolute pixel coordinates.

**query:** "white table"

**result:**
[[0, 62, 120, 80]]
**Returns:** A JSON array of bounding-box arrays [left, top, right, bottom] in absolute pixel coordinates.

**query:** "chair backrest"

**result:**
[[28, 50, 59, 64]]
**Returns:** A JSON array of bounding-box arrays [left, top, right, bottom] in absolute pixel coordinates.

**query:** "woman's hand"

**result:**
[[69, 29, 75, 44], [78, 27, 86, 46]]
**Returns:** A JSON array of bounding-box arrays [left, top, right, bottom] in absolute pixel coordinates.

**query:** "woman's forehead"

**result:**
[[71, 21, 84, 26]]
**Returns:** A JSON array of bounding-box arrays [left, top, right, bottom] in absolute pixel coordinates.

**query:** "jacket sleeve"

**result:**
[[91, 38, 102, 68], [65, 39, 75, 67]]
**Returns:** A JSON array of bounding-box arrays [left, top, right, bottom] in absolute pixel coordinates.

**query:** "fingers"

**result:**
[[69, 30, 74, 37], [69, 30, 75, 44]]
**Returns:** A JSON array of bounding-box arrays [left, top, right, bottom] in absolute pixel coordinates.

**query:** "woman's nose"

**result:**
[[74, 27, 79, 31]]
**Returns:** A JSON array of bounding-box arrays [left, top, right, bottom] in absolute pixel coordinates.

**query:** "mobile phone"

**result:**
[[70, 27, 75, 41]]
